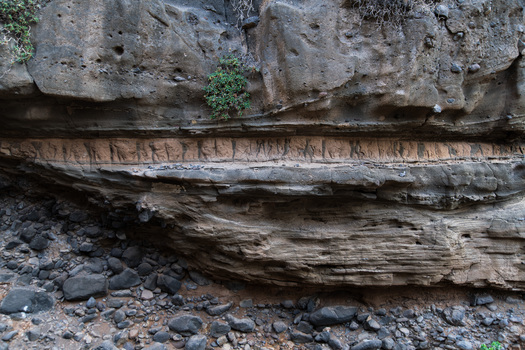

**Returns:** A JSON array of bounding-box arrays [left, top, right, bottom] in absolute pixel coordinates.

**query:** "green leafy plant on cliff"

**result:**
[[203, 54, 252, 120], [480, 342, 502, 350], [0, 0, 40, 62]]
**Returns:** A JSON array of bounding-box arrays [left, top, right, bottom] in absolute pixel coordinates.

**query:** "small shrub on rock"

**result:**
[[480, 342, 502, 350], [0, 0, 40, 62], [203, 54, 252, 120]]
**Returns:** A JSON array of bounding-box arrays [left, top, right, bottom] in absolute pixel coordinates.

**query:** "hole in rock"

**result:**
[[113, 46, 124, 56]]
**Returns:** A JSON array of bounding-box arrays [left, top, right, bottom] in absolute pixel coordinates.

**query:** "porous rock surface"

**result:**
[[1, 0, 525, 289]]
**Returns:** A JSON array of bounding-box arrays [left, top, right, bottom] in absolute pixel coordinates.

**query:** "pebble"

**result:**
[[168, 315, 203, 335], [141, 289, 154, 300], [290, 330, 313, 343], [273, 321, 287, 334], [240, 299, 253, 308], [152, 331, 171, 343], [185, 335, 207, 350], [1, 330, 18, 341], [225, 314, 255, 333], [86, 296, 97, 308], [450, 64, 463, 73], [108, 268, 141, 290], [207, 302, 233, 316], [210, 320, 231, 338], [468, 64, 481, 73], [435, 5, 449, 18], [456, 340, 473, 350], [351, 339, 382, 350]]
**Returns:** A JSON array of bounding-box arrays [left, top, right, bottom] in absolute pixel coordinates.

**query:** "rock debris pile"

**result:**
[[0, 181, 523, 350]]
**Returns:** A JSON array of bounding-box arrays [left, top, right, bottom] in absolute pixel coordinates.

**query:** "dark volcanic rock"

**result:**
[[107, 257, 124, 274], [29, 235, 49, 251], [20, 228, 37, 243], [0, 287, 54, 314], [206, 302, 232, 316], [69, 211, 88, 223], [351, 339, 383, 350], [156, 274, 181, 294], [210, 320, 231, 338], [442, 306, 466, 326], [290, 330, 314, 343], [109, 268, 141, 290], [168, 315, 203, 336], [185, 335, 207, 350], [152, 331, 171, 343], [273, 321, 287, 334], [188, 270, 211, 286], [93, 340, 119, 350], [225, 314, 255, 333], [471, 294, 494, 306], [309, 306, 358, 326], [62, 274, 108, 301], [121, 246, 144, 268]]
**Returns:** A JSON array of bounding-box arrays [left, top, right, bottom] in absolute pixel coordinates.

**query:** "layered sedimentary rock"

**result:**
[[0, 0, 524, 289]]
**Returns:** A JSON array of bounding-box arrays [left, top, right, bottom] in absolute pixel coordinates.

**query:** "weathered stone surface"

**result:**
[[1, 140, 525, 289], [351, 339, 383, 350], [62, 274, 108, 301], [442, 306, 466, 326], [206, 302, 232, 316], [156, 274, 182, 294], [167, 315, 203, 336], [310, 306, 358, 327], [210, 320, 231, 338], [185, 335, 207, 350], [0, 287, 54, 314], [0, 0, 522, 141], [0, 0, 524, 291], [109, 268, 141, 290], [225, 314, 255, 333], [27, 0, 234, 104]]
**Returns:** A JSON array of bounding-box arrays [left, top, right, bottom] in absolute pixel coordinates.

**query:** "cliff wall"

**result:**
[[1, 0, 524, 289]]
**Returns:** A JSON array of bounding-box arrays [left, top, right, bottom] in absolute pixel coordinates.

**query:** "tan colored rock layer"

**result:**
[[1, 138, 523, 166]]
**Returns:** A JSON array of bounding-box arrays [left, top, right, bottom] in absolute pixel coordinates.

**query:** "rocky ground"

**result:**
[[0, 179, 523, 350]]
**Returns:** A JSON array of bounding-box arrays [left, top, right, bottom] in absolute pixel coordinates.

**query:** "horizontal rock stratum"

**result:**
[[0, 0, 524, 290]]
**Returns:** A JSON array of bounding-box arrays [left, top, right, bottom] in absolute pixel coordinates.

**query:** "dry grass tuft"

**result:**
[[346, 0, 439, 28]]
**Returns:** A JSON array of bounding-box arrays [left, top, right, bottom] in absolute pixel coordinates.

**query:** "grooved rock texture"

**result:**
[[0, 0, 524, 289]]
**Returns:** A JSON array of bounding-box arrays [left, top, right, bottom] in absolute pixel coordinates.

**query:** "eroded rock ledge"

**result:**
[[0, 136, 524, 290]]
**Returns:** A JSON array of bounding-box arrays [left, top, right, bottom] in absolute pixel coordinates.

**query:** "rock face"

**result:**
[[0, 0, 524, 290]]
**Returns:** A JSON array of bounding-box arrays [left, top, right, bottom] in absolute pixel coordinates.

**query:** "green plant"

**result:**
[[480, 341, 502, 350], [0, 0, 40, 62], [203, 54, 252, 120]]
